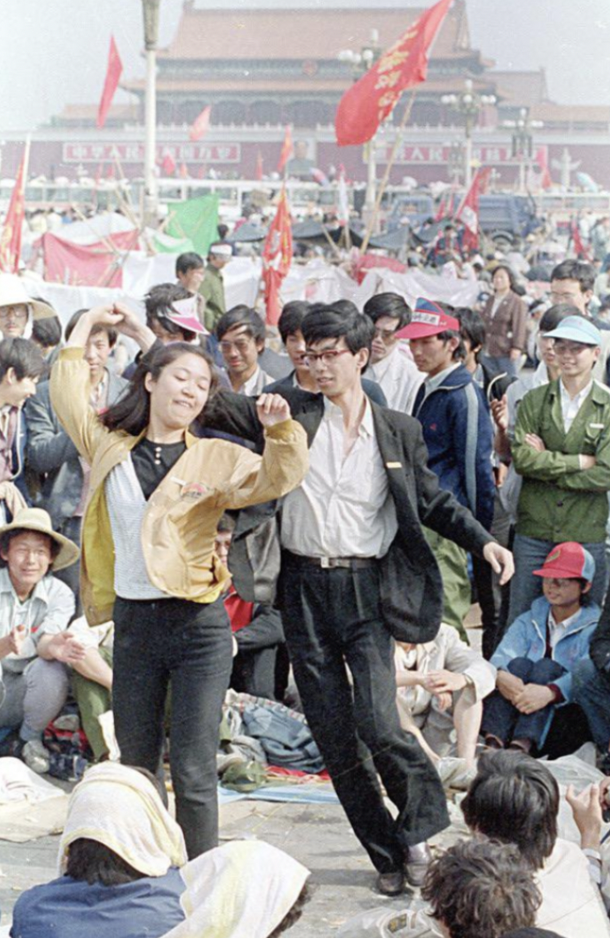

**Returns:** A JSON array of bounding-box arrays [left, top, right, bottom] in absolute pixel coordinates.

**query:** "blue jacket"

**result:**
[[413, 364, 495, 529], [491, 596, 601, 705]]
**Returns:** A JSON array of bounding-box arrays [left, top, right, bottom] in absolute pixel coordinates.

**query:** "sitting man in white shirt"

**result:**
[[0, 507, 84, 772], [216, 306, 273, 395], [364, 293, 423, 414]]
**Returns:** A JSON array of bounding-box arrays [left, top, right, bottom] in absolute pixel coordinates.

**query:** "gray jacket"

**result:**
[[25, 370, 128, 530]]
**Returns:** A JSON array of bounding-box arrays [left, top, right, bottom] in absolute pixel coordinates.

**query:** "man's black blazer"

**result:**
[[204, 387, 493, 643]]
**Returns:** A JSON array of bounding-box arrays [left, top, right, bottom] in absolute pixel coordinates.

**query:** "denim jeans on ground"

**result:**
[[572, 657, 610, 750], [509, 534, 607, 625], [482, 657, 565, 746], [112, 596, 233, 860]]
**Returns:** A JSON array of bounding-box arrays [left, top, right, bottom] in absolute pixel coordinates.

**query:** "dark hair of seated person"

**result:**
[[268, 884, 311, 937]]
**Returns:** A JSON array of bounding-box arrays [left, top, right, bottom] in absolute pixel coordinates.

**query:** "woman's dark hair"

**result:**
[[0, 337, 45, 382], [102, 342, 218, 436], [0, 530, 61, 569], [65, 308, 118, 347], [301, 304, 374, 366], [421, 839, 540, 938], [455, 307, 486, 358], [278, 301, 311, 345], [492, 264, 520, 293], [66, 838, 146, 887], [461, 751, 559, 870], [267, 884, 311, 937], [363, 292, 412, 330], [145, 282, 195, 342], [31, 315, 62, 349], [216, 305, 266, 344], [538, 303, 583, 334]]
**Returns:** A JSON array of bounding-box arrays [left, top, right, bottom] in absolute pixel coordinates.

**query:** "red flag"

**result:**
[[335, 0, 452, 146], [277, 126, 293, 173], [0, 143, 29, 274], [455, 168, 490, 252], [161, 152, 176, 176], [189, 105, 212, 142], [255, 151, 264, 181], [262, 188, 293, 325], [535, 147, 552, 189], [570, 220, 589, 259], [434, 191, 448, 222], [97, 36, 123, 130]]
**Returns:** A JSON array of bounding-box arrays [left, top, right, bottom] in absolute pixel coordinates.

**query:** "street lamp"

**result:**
[[338, 30, 381, 229], [502, 107, 544, 193], [442, 79, 496, 189], [142, 0, 160, 224]]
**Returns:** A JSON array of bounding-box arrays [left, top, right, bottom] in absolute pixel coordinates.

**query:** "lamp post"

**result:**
[[338, 30, 381, 230], [502, 107, 544, 193], [142, 0, 160, 225], [442, 79, 496, 190]]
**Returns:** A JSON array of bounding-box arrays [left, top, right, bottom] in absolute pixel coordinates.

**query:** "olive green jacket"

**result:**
[[200, 264, 225, 332]]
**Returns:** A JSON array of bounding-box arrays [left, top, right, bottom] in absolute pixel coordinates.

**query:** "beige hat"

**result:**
[[0, 274, 56, 321], [0, 508, 80, 570]]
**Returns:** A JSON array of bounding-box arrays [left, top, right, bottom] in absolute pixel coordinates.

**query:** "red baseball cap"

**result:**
[[533, 542, 595, 582], [396, 297, 460, 340]]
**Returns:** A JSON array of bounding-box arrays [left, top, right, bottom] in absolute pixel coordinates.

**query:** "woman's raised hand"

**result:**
[[256, 393, 292, 428]]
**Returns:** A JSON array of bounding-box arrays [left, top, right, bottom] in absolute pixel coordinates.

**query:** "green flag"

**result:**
[[165, 194, 219, 256]]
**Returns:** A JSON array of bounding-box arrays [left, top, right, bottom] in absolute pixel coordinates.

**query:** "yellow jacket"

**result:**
[[50, 348, 308, 625]]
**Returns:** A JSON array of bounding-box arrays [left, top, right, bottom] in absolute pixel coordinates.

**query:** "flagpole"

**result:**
[[360, 90, 417, 255]]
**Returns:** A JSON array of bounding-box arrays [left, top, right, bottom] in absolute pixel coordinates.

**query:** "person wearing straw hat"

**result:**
[[11, 761, 311, 938], [0, 507, 81, 771], [0, 273, 56, 341]]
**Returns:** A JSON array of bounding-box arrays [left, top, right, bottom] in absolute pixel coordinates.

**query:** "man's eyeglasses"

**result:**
[[304, 349, 352, 366], [219, 337, 255, 354], [0, 306, 28, 321], [553, 341, 593, 357], [373, 326, 399, 343]]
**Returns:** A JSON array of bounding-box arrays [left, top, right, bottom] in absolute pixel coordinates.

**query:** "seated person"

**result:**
[[216, 514, 287, 701], [573, 586, 610, 775], [265, 300, 388, 405], [421, 839, 541, 938], [25, 310, 129, 606], [11, 761, 310, 938], [461, 750, 609, 937], [483, 542, 598, 757], [394, 622, 496, 770], [0, 508, 82, 771]]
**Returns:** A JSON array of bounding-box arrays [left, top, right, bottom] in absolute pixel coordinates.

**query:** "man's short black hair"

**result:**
[[0, 337, 45, 382], [175, 252, 204, 276], [363, 293, 412, 330], [551, 260, 595, 294], [538, 303, 583, 334], [461, 750, 559, 870], [216, 305, 266, 344], [31, 315, 62, 350], [455, 307, 486, 358], [64, 309, 118, 347], [301, 304, 374, 366], [144, 283, 195, 340], [421, 839, 540, 938], [278, 301, 311, 345]]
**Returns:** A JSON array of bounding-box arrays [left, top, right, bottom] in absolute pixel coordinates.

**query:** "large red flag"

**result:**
[[0, 142, 29, 273], [189, 105, 212, 142], [455, 167, 490, 252], [262, 188, 293, 325], [97, 36, 123, 130], [535, 147, 552, 190], [335, 0, 452, 147], [277, 126, 294, 173]]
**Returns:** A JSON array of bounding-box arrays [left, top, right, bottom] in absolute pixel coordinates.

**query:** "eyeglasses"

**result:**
[[553, 341, 594, 357], [304, 349, 352, 366], [219, 337, 255, 354], [0, 306, 28, 321], [373, 326, 399, 343]]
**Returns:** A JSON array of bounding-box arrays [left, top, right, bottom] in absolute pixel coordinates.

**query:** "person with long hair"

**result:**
[[49, 304, 308, 859]]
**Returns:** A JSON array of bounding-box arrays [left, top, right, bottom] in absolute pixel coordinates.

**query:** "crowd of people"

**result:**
[[2, 228, 610, 937]]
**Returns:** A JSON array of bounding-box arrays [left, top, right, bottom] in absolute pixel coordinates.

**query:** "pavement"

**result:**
[[0, 612, 484, 934]]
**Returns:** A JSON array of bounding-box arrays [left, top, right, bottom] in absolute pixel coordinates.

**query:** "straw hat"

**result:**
[[0, 508, 80, 570], [0, 274, 56, 321]]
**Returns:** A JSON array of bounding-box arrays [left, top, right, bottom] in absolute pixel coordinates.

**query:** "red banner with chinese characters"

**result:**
[[335, 0, 452, 147], [0, 144, 28, 273], [262, 189, 293, 325]]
